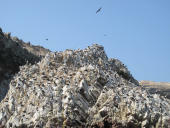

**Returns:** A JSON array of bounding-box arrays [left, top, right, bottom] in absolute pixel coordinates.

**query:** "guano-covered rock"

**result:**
[[0, 44, 170, 128]]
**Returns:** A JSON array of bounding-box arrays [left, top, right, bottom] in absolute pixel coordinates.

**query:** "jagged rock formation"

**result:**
[[0, 43, 170, 128], [140, 81, 170, 99], [0, 28, 50, 101]]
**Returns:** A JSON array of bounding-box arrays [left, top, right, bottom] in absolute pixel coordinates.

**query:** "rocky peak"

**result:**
[[0, 41, 170, 127]]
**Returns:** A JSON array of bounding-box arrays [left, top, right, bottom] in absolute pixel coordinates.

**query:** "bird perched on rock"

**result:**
[[96, 7, 102, 14]]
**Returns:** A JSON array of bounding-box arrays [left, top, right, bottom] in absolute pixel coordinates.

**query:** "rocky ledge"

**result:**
[[0, 42, 170, 127]]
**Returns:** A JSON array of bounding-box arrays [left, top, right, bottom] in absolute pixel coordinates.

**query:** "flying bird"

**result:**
[[46, 38, 48, 41], [96, 7, 102, 14]]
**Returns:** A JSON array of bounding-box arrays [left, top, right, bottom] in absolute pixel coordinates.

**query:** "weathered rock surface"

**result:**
[[0, 28, 49, 101], [140, 81, 170, 99], [0, 43, 170, 128]]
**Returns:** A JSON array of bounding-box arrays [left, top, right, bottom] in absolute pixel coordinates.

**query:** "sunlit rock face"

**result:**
[[0, 43, 170, 127]]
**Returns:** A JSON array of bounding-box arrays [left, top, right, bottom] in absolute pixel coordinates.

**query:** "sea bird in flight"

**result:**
[[96, 7, 102, 14]]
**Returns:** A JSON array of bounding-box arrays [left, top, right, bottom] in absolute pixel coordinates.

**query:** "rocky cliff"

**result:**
[[0, 28, 49, 102], [0, 28, 170, 128]]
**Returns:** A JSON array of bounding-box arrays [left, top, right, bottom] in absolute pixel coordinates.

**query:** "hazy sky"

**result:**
[[1, 0, 170, 82]]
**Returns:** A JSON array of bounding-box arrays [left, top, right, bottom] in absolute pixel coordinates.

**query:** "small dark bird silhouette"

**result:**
[[46, 38, 48, 41], [96, 7, 102, 14]]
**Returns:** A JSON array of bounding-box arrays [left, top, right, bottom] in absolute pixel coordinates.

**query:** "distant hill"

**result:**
[[139, 80, 170, 99]]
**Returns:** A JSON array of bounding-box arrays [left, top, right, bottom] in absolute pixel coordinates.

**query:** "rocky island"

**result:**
[[0, 28, 170, 128]]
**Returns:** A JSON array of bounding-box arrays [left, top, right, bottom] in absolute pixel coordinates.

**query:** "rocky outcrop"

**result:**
[[110, 58, 139, 85], [140, 81, 170, 99], [0, 28, 49, 101], [0, 44, 169, 128], [11, 36, 50, 57]]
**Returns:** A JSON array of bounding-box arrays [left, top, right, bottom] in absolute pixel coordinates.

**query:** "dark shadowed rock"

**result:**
[[0, 28, 50, 101]]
